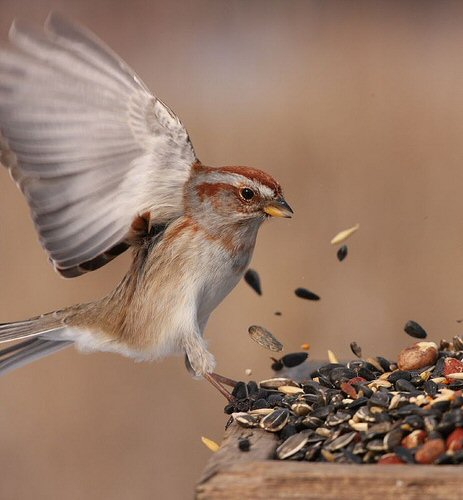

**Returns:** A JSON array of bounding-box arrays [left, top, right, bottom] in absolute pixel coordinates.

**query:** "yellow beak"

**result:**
[[264, 198, 294, 218]]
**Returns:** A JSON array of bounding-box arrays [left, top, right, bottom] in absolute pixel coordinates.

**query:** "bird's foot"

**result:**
[[203, 372, 236, 402]]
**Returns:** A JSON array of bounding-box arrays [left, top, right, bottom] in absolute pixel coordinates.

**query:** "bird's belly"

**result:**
[[196, 251, 250, 329]]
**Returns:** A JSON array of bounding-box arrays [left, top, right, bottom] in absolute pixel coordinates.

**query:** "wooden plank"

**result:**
[[197, 460, 462, 499], [197, 424, 462, 500], [198, 422, 278, 485]]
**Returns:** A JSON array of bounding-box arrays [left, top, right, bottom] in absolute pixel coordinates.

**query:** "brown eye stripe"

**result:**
[[193, 163, 282, 196], [196, 182, 235, 200]]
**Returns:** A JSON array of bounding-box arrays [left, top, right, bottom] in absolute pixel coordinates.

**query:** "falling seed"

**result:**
[[337, 245, 348, 261], [248, 325, 283, 352], [350, 341, 362, 358], [270, 357, 284, 371], [404, 320, 428, 339], [330, 223, 360, 245], [201, 436, 220, 452], [281, 352, 308, 368], [244, 269, 262, 295], [295, 287, 320, 301], [301, 343, 311, 351], [280, 352, 309, 368], [245, 368, 252, 376], [274, 311, 282, 316], [327, 349, 339, 363]]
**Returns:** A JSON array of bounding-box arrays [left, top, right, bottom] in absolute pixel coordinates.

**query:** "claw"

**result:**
[[203, 372, 236, 402]]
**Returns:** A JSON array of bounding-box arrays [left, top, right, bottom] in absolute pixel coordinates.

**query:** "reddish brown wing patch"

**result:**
[[56, 241, 130, 278], [131, 211, 151, 236]]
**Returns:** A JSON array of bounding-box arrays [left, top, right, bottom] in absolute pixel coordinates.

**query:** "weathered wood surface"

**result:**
[[198, 421, 278, 485], [196, 423, 463, 500]]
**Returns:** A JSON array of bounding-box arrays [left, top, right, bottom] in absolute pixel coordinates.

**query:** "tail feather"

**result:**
[[0, 315, 63, 343], [0, 337, 72, 376]]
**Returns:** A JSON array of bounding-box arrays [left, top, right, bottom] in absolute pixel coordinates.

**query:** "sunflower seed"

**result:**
[[404, 320, 427, 339], [238, 437, 251, 452], [249, 408, 274, 416], [295, 287, 320, 301], [337, 245, 348, 261], [276, 430, 311, 459], [233, 413, 259, 428], [281, 352, 308, 368], [260, 408, 289, 432], [350, 341, 362, 358], [225, 336, 463, 466], [324, 431, 356, 452], [243, 269, 262, 295], [248, 325, 283, 352], [291, 402, 311, 416]]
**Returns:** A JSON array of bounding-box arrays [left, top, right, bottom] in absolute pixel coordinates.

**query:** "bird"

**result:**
[[0, 13, 292, 397]]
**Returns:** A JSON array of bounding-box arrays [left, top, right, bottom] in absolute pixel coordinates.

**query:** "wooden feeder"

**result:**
[[196, 422, 461, 499]]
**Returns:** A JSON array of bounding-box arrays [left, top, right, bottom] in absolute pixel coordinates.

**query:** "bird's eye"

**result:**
[[240, 187, 255, 201]]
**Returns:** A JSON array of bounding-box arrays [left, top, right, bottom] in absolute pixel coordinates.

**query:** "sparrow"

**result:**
[[0, 13, 292, 397]]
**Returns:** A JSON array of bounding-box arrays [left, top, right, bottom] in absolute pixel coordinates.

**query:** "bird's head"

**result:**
[[186, 164, 293, 228]]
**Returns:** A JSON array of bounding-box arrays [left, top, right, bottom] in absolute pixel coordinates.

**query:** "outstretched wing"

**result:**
[[0, 13, 196, 277]]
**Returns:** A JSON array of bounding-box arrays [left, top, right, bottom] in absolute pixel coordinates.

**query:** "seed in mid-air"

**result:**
[[337, 245, 348, 261], [281, 352, 308, 368], [201, 436, 220, 452], [350, 341, 362, 358], [327, 349, 339, 364], [330, 223, 360, 245], [243, 269, 262, 295], [295, 287, 320, 301], [404, 320, 428, 339], [248, 325, 283, 352]]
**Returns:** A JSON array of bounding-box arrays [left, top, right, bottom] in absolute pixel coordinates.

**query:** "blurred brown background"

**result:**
[[1, 0, 463, 498]]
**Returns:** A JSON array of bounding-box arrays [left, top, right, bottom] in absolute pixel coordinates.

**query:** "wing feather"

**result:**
[[0, 13, 196, 276]]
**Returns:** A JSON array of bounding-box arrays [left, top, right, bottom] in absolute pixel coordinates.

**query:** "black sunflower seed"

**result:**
[[232, 382, 248, 399], [337, 245, 348, 262], [423, 380, 438, 397], [388, 370, 412, 383], [294, 287, 320, 301], [395, 379, 420, 394], [394, 446, 415, 464], [404, 320, 427, 339], [244, 269, 262, 295], [350, 341, 362, 358], [377, 356, 393, 372], [238, 437, 251, 452], [271, 358, 284, 371], [281, 352, 308, 368]]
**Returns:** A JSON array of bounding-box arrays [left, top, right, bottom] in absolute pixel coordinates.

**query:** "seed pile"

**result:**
[[225, 338, 463, 465]]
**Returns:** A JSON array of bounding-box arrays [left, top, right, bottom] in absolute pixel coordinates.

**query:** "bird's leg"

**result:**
[[183, 344, 237, 401], [209, 372, 237, 388]]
